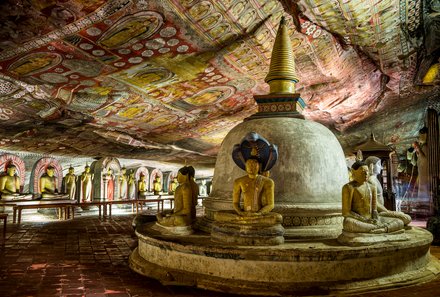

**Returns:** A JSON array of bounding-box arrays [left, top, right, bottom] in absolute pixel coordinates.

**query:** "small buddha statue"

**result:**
[[365, 156, 411, 225], [62, 165, 77, 200], [138, 174, 148, 198], [80, 165, 94, 202], [40, 166, 67, 199], [153, 176, 162, 195], [339, 161, 407, 240], [212, 132, 284, 245], [156, 166, 197, 228], [127, 171, 136, 200], [199, 179, 208, 196], [0, 164, 30, 200], [118, 167, 128, 199], [168, 177, 178, 195]]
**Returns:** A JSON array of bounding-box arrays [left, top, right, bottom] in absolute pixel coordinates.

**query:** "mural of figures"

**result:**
[[98, 11, 163, 49], [8, 52, 62, 77]]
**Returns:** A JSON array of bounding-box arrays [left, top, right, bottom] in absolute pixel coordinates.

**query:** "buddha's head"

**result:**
[[6, 164, 17, 176], [140, 174, 145, 181], [121, 167, 127, 174], [68, 166, 74, 174], [418, 127, 428, 144], [351, 161, 369, 183], [201, 179, 206, 185], [107, 168, 112, 175], [173, 177, 177, 183], [245, 158, 260, 176], [46, 166, 55, 177], [365, 156, 382, 176], [177, 166, 190, 184], [85, 165, 90, 173]]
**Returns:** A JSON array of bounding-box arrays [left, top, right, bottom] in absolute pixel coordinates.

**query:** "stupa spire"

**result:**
[[265, 16, 299, 94]]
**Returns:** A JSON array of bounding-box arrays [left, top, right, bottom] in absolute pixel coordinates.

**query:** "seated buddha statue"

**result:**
[[212, 132, 283, 246], [0, 164, 31, 200], [340, 161, 406, 236], [168, 177, 178, 195], [40, 166, 68, 199], [365, 156, 411, 225], [153, 176, 162, 195], [138, 174, 148, 198], [214, 158, 282, 225], [156, 166, 197, 229]]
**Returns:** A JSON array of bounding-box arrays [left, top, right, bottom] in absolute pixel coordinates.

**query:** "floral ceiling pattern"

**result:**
[[0, 0, 438, 165]]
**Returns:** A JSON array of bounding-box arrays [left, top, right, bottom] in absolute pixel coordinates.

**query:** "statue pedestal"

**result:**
[[211, 221, 284, 245], [130, 225, 440, 295], [0, 194, 33, 201], [337, 229, 409, 246], [151, 222, 193, 236], [211, 210, 284, 245]]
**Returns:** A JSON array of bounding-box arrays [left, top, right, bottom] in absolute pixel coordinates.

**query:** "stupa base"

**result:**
[[130, 224, 440, 296]]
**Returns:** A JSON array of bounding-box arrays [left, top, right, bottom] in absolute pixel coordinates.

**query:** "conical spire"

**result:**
[[265, 16, 299, 94]]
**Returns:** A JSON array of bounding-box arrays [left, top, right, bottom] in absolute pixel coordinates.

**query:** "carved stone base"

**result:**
[[151, 222, 193, 236], [0, 194, 33, 201], [211, 221, 285, 246], [337, 229, 409, 246], [130, 225, 440, 296]]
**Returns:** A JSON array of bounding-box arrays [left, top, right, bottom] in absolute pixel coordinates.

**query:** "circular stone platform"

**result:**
[[130, 223, 440, 296]]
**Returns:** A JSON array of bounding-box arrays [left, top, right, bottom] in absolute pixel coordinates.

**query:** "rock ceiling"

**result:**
[[0, 0, 438, 166]]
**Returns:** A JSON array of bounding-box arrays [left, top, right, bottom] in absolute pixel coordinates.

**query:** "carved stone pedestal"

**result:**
[[337, 229, 409, 246]]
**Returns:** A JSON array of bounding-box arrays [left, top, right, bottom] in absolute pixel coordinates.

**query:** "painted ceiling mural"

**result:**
[[0, 0, 438, 165]]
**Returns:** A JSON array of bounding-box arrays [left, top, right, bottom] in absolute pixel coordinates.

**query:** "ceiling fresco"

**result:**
[[0, 0, 438, 165]]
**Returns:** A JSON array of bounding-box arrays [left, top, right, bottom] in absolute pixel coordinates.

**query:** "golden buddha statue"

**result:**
[[341, 161, 406, 234], [212, 132, 284, 245], [168, 177, 178, 195], [153, 176, 162, 195], [118, 167, 128, 199], [138, 174, 148, 198], [0, 164, 30, 200], [214, 158, 281, 225], [80, 165, 93, 202], [62, 165, 77, 200], [40, 166, 67, 199], [156, 166, 197, 227]]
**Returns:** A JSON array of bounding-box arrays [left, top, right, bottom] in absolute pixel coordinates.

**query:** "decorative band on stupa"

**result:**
[[247, 16, 305, 120]]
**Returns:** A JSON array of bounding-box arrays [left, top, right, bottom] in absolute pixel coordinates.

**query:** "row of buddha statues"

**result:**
[[153, 132, 412, 246], [0, 155, 211, 202]]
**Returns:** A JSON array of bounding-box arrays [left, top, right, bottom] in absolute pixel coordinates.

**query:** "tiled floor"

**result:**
[[0, 212, 439, 297]]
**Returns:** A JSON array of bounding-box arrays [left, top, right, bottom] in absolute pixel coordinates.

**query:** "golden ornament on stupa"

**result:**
[[264, 16, 299, 94]]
